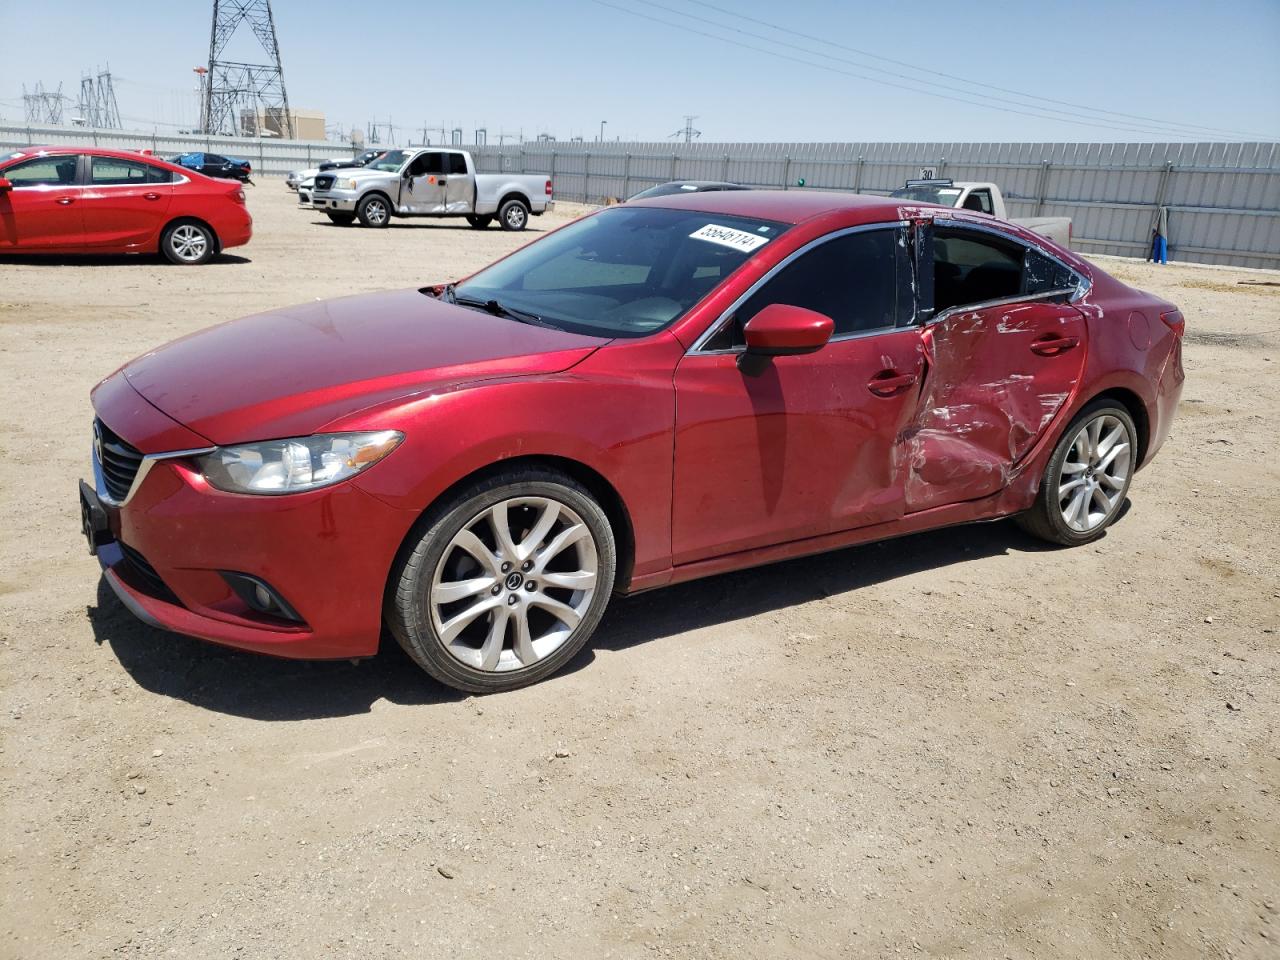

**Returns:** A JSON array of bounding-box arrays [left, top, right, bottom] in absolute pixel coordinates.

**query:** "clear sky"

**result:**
[[1, 0, 1277, 143]]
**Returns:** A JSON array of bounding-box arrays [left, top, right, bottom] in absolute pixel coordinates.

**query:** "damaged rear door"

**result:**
[[905, 222, 1088, 513]]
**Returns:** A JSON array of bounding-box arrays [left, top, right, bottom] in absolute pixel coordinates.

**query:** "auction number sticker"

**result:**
[[689, 223, 771, 252]]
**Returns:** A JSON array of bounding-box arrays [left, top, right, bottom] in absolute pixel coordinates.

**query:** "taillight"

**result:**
[[233, 189, 246, 204], [1159, 309, 1185, 337], [545, 179, 553, 196]]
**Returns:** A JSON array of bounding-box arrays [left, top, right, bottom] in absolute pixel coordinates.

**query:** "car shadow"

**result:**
[[308, 221, 547, 234], [88, 513, 1108, 722], [0, 253, 251, 267]]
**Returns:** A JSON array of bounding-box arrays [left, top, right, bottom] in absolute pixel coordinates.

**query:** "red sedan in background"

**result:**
[[80, 191, 1184, 692], [0, 146, 251, 264]]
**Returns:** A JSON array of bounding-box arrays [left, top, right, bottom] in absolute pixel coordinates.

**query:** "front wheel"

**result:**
[[326, 211, 357, 226], [160, 221, 215, 265], [387, 469, 616, 693], [466, 214, 494, 229], [498, 198, 529, 231], [357, 194, 391, 228], [1017, 401, 1137, 545]]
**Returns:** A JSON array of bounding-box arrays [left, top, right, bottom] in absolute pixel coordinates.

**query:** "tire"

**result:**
[[326, 211, 357, 226], [357, 193, 392, 228], [498, 198, 529, 231], [160, 220, 215, 265], [1016, 400, 1137, 546], [387, 468, 617, 693], [466, 214, 494, 230]]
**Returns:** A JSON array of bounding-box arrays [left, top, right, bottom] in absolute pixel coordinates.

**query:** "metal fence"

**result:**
[[470, 141, 1280, 270], [3, 124, 1277, 268], [0, 122, 346, 180]]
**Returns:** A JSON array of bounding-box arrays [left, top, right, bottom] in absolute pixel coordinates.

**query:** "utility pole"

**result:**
[[204, 0, 292, 137], [599, 120, 607, 142]]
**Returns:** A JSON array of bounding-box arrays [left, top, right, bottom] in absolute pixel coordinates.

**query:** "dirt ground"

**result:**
[[1, 185, 1277, 960]]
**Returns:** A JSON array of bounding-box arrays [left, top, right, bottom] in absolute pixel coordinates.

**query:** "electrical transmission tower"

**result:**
[[23, 83, 69, 125], [77, 68, 122, 128], [669, 115, 702, 143], [204, 0, 292, 138]]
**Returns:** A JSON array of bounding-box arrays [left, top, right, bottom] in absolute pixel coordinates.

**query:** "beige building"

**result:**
[[239, 107, 326, 140]]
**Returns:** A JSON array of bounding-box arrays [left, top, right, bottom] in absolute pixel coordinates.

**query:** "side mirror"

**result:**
[[737, 303, 834, 376], [0, 177, 11, 193]]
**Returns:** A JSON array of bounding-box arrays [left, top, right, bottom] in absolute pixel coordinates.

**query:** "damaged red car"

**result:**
[[81, 191, 1184, 692]]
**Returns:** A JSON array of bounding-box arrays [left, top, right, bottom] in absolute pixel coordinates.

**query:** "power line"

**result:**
[[592, 0, 1265, 141], [682, 0, 1276, 141], [637, 0, 1245, 139]]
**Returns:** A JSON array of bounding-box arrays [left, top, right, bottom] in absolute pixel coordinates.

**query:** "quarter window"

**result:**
[[90, 157, 174, 185], [705, 228, 908, 350], [447, 153, 468, 175], [4, 155, 79, 186]]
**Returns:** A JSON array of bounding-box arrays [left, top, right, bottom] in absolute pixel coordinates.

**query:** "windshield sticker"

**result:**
[[689, 223, 771, 252]]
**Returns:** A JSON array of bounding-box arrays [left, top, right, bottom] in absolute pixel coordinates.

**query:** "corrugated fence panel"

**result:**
[[3, 124, 1276, 267]]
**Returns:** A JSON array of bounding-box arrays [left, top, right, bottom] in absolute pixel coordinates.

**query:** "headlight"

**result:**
[[196, 431, 403, 495], [342, 178, 359, 189]]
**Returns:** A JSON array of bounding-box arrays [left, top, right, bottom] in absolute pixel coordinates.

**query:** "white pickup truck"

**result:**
[[309, 148, 552, 231], [890, 179, 1072, 249]]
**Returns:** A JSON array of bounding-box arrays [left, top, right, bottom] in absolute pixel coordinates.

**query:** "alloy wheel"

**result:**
[[1057, 414, 1131, 532], [169, 225, 208, 262], [365, 199, 387, 224], [429, 497, 599, 673], [505, 205, 526, 229]]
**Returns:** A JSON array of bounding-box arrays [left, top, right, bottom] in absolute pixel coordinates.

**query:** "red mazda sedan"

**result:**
[[0, 146, 251, 264], [81, 191, 1184, 692]]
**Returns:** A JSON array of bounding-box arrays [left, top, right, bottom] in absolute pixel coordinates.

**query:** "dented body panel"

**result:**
[[906, 299, 1086, 512]]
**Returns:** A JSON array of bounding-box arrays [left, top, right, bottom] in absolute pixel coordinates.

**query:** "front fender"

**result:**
[[343, 334, 685, 583]]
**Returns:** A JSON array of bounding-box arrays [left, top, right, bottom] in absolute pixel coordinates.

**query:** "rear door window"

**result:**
[[447, 153, 468, 175], [90, 157, 174, 185], [932, 226, 1078, 313]]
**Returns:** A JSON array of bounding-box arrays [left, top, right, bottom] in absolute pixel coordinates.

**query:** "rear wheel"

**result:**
[[326, 211, 356, 226], [1017, 401, 1137, 545], [160, 221, 215, 265], [387, 468, 616, 693], [357, 193, 391, 228], [466, 214, 494, 229], [498, 198, 529, 231]]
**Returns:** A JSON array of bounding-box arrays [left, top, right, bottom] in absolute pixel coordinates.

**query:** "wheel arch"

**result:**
[[359, 190, 395, 211], [498, 191, 531, 212], [1083, 386, 1151, 468], [159, 215, 221, 254], [380, 452, 637, 622]]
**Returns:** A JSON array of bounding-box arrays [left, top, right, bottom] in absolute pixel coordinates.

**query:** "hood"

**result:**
[[123, 288, 607, 445], [327, 166, 393, 182]]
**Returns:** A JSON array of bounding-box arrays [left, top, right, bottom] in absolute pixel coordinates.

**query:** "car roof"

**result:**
[[625, 188, 930, 225]]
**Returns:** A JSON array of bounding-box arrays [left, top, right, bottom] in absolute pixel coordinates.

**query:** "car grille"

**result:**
[[314, 174, 335, 192], [95, 418, 144, 503], [118, 542, 177, 603]]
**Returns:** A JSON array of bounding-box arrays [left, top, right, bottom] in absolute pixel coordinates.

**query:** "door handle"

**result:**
[[1030, 334, 1080, 356], [438, 179, 447, 186], [56, 196, 75, 205], [143, 192, 161, 201], [867, 370, 918, 397]]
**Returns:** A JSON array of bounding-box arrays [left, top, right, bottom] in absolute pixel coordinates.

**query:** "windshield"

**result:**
[[366, 149, 409, 172], [453, 207, 789, 338], [889, 185, 963, 207]]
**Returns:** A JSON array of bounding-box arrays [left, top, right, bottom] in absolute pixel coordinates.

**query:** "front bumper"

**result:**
[[84, 385, 417, 659], [309, 191, 358, 212]]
